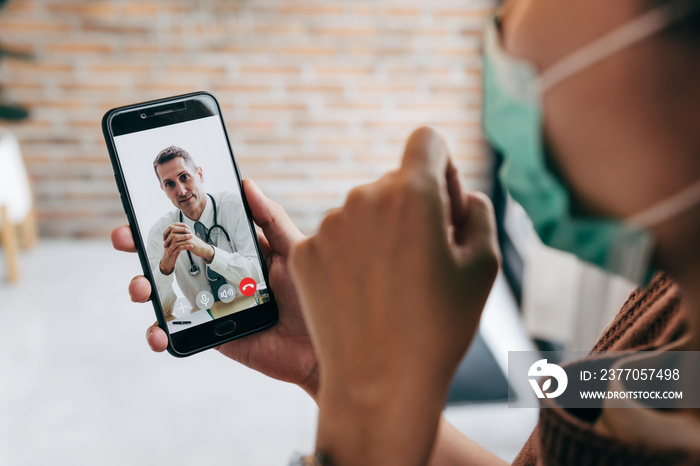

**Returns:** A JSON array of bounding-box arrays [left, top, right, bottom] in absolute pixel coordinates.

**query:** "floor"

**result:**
[[0, 241, 537, 465]]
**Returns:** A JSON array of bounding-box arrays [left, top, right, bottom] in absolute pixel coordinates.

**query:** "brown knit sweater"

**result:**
[[512, 273, 700, 466]]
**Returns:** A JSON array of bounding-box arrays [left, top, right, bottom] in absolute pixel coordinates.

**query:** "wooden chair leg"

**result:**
[[20, 205, 38, 250], [1, 205, 20, 283]]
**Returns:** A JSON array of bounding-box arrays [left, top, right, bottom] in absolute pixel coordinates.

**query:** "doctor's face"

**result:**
[[156, 157, 206, 220]]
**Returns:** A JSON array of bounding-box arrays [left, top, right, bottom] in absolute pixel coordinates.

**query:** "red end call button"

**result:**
[[239, 277, 257, 297]]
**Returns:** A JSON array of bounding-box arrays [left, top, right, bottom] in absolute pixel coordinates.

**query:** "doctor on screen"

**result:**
[[146, 145, 263, 315]]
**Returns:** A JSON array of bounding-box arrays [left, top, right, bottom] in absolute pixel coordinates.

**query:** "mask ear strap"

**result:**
[[626, 180, 700, 229], [538, 0, 700, 94]]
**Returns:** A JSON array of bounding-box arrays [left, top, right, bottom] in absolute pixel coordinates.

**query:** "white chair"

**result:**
[[0, 128, 37, 283]]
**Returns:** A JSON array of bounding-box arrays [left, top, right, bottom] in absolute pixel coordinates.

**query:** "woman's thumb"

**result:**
[[244, 178, 304, 256]]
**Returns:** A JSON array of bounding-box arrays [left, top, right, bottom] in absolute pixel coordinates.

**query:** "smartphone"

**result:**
[[102, 92, 278, 357]]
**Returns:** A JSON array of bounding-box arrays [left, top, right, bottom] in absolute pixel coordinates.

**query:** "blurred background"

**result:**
[[0, 0, 491, 237], [0, 0, 634, 464]]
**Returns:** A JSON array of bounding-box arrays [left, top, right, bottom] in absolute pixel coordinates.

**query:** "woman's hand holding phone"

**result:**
[[289, 127, 501, 465], [112, 179, 320, 399]]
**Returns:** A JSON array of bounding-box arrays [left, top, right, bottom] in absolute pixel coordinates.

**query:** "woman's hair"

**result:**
[[645, 0, 700, 45]]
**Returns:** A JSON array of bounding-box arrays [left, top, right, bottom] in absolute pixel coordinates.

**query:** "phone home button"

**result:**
[[214, 321, 236, 336]]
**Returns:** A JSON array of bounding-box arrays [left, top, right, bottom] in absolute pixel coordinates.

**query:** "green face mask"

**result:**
[[482, 0, 700, 285]]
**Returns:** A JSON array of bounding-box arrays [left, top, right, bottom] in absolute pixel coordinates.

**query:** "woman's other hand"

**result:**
[[290, 127, 500, 465]]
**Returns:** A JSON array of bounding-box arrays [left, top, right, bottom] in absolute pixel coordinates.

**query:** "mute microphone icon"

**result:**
[[196, 291, 215, 310]]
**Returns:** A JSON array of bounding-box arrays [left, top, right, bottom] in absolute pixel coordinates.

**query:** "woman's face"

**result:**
[[498, 0, 700, 221]]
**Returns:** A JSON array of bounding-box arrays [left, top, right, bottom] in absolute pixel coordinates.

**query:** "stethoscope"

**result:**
[[180, 193, 235, 279]]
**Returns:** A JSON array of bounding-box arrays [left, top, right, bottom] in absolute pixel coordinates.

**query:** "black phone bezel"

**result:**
[[102, 91, 278, 357]]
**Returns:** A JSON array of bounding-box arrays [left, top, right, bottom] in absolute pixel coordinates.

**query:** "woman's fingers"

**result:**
[[398, 127, 456, 241], [255, 230, 275, 271], [400, 127, 450, 182], [453, 191, 501, 268], [111, 225, 136, 253], [445, 159, 465, 231], [146, 323, 168, 352], [113, 227, 168, 354], [129, 276, 152, 303]]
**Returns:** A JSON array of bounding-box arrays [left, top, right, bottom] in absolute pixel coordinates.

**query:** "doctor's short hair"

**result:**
[[153, 145, 198, 182]]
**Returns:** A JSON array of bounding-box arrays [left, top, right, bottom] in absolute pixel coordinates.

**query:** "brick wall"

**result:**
[[0, 0, 494, 237]]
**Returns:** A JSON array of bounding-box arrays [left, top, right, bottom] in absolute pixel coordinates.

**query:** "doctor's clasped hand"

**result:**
[[158, 222, 214, 276], [290, 127, 501, 465]]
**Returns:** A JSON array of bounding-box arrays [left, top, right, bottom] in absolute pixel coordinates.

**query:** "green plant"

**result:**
[[0, 0, 31, 121]]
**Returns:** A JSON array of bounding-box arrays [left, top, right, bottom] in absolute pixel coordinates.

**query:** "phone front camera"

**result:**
[[140, 113, 147, 119]]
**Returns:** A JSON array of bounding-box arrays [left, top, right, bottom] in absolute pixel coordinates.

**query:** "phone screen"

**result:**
[[105, 93, 275, 355]]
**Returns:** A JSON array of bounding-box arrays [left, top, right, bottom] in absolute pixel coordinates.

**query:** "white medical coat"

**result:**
[[147, 191, 263, 315]]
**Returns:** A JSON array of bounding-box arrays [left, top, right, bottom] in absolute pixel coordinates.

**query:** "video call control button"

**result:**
[[173, 298, 193, 318], [239, 277, 257, 297], [218, 284, 236, 303], [214, 320, 236, 336], [195, 291, 215, 310]]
